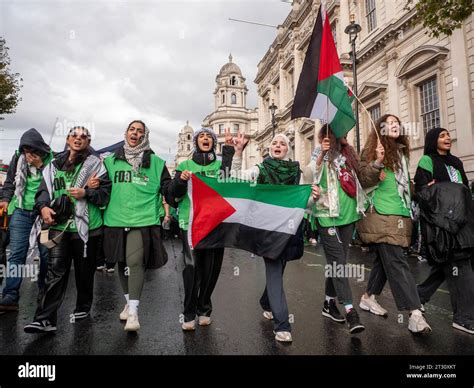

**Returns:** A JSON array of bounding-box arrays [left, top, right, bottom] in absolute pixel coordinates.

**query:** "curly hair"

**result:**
[[318, 124, 359, 173], [361, 114, 409, 172]]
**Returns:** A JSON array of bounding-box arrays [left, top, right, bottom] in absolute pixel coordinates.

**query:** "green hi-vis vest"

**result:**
[[8, 151, 53, 215], [176, 159, 221, 231], [50, 163, 103, 232], [103, 154, 165, 227]]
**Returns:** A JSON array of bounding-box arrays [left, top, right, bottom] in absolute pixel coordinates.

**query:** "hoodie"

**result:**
[[0, 128, 53, 214]]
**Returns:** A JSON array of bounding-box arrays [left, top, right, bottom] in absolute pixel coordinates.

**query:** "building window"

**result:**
[[222, 93, 225, 104], [230, 76, 237, 86], [331, 22, 337, 48], [365, 0, 377, 32], [231, 93, 237, 105], [219, 124, 224, 134], [368, 104, 381, 123], [233, 124, 239, 133], [187, 134, 191, 141], [419, 77, 440, 133], [187, 144, 190, 151]]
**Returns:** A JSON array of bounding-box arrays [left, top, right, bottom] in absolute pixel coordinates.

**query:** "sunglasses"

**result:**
[[70, 133, 89, 140]]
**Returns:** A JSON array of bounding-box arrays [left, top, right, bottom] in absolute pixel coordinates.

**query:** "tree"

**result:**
[[406, 0, 474, 37], [0, 37, 22, 119]]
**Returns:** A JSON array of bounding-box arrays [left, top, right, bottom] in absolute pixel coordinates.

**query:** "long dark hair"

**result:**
[[318, 124, 359, 173], [362, 113, 409, 172]]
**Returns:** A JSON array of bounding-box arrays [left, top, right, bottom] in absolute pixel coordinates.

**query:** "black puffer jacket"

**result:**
[[417, 181, 474, 264]]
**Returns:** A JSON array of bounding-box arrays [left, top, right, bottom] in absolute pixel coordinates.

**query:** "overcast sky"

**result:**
[[0, 0, 290, 163]]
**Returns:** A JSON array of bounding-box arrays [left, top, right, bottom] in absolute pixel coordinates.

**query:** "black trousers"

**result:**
[[366, 243, 421, 311], [318, 223, 355, 305], [35, 231, 99, 325], [181, 232, 224, 322], [418, 258, 474, 323]]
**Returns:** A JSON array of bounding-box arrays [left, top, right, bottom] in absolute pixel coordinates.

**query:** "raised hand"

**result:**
[[224, 128, 234, 146], [234, 131, 249, 156], [321, 138, 330, 153], [25, 152, 43, 169]]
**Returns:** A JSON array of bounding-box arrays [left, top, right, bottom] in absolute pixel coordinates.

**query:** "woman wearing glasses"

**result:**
[[24, 127, 111, 333]]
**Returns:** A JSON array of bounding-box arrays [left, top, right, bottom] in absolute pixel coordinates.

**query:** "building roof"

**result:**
[[218, 53, 242, 77], [181, 120, 194, 133]]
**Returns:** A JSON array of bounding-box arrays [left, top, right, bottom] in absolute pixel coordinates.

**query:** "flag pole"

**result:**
[[346, 84, 380, 142]]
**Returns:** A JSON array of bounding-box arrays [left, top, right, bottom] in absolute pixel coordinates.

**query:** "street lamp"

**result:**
[[269, 99, 278, 138], [344, 14, 362, 152]]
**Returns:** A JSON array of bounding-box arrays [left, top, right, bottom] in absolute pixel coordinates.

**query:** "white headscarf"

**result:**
[[269, 133, 292, 161]]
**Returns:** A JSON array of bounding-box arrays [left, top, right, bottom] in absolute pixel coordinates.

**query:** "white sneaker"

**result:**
[[119, 304, 129, 321], [359, 294, 388, 316], [408, 310, 432, 334], [274, 331, 292, 342], [263, 311, 274, 320], [198, 316, 211, 326], [124, 313, 140, 331], [182, 320, 196, 331], [310, 238, 317, 246]]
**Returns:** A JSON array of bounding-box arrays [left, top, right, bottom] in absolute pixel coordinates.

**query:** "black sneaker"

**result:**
[[453, 321, 474, 335], [71, 311, 89, 321], [322, 300, 345, 323], [346, 309, 365, 334], [24, 320, 57, 333]]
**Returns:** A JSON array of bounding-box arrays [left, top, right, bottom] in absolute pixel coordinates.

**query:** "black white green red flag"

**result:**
[[187, 174, 311, 259], [291, 1, 355, 138]]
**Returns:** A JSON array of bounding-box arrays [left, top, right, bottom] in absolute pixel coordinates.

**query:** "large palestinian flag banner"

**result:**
[[188, 174, 312, 259], [291, 1, 355, 138]]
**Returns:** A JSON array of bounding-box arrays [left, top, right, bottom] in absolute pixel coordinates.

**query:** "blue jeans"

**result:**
[[2, 208, 48, 301]]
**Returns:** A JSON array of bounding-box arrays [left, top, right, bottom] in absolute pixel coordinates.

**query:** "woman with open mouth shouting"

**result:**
[[168, 127, 234, 331], [414, 127, 474, 335], [357, 114, 431, 334], [102, 120, 172, 332], [230, 132, 319, 343]]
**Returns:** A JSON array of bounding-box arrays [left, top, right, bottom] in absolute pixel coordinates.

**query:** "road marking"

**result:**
[[304, 250, 322, 257]]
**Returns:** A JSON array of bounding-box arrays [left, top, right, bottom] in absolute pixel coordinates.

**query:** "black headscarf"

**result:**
[[423, 127, 469, 187]]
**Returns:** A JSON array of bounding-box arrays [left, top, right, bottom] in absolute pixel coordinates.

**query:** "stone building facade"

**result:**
[[254, 0, 474, 179]]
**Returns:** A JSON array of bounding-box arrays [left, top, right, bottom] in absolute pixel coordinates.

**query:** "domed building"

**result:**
[[202, 54, 260, 170], [175, 121, 194, 167]]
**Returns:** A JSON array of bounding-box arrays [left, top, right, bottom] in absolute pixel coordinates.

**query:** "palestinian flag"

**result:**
[[291, 1, 355, 138], [188, 174, 312, 259]]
